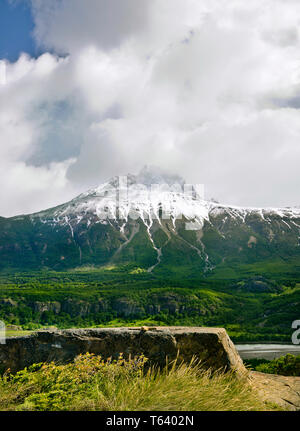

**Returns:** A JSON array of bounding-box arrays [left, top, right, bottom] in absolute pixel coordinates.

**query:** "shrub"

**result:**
[[0, 353, 279, 411], [254, 354, 300, 376]]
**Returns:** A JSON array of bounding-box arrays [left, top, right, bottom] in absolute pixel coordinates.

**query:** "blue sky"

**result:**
[[0, 0, 38, 61]]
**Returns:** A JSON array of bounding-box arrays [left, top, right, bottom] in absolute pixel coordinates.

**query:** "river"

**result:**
[[235, 343, 300, 360]]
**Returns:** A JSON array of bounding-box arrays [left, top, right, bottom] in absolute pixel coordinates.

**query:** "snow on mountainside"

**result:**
[[32, 169, 300, 233], [1, 168, 299, 272]]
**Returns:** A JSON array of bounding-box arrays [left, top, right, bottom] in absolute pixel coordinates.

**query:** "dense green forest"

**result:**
[[0, 262, 299, 342]]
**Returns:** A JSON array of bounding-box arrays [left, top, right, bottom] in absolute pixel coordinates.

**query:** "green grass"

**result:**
[[5, 330, 32, 338], [0, 353, 279, 411], [245, 354, 300, 376]]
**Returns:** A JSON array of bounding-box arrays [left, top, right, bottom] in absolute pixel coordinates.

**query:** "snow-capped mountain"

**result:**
[[0, 169, 299, 273]]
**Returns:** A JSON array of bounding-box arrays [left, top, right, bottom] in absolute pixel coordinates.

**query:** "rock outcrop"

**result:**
[[0, 295, 221, 319], [250, 371, 300, 411], [1, 326, 300, 410], [0, 326, 246, 376]]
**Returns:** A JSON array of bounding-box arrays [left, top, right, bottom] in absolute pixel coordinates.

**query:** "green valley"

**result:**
[[0, 263, 299, 342]]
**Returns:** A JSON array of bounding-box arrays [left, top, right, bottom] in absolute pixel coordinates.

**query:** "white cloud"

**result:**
[[1, 0, 300, 216], [31, 0, 150, 54], [0, 158, 76, 217]]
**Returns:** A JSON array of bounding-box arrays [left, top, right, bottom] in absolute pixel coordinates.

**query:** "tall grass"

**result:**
[[0, 353, 279, 411]]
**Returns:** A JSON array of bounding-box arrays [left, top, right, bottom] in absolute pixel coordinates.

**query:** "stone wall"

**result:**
[[0, 326, 246, 376]]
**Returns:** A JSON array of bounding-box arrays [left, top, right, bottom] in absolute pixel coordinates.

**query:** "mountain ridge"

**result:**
[[0, 172, 299, 273]]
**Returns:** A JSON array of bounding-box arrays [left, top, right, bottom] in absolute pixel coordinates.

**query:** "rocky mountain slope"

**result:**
[[0, 169, 299, 273]]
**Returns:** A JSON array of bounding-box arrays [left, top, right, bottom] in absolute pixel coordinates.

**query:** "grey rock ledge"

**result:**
[[0, 326, 247, 376]]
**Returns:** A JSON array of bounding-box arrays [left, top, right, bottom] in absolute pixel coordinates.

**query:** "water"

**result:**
[[236, 343, 300, 360]]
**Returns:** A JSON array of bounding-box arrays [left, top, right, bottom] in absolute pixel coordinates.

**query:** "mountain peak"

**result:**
[[135, 165, 185, 187], [93, 166, 185, 192]]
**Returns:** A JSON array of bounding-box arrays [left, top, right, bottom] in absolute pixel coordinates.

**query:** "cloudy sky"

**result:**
[[0, 0, 300, 216]]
